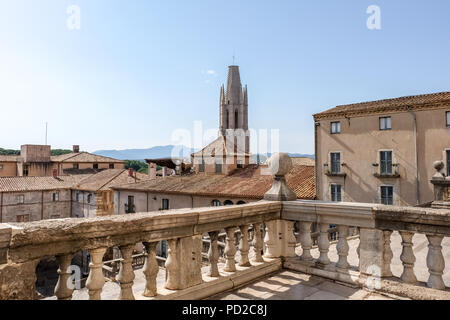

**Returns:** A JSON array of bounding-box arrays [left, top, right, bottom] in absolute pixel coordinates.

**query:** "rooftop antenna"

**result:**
[[45, 122, 48, 145], [232, 51, 236, 65]]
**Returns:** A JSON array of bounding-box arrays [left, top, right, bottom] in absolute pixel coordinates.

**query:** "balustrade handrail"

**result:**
[[1, 201, 281, 264]]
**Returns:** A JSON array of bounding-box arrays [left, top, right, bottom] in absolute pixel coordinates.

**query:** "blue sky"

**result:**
[[1, 0, 449, 154]]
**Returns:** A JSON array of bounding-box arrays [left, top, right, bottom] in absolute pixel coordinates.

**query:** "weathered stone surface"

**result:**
[[165, 235, 203, 290], [3, 201, 281, 263], [264, 153, 297, 201], [0, 225, 11, 264], [0, 260, 39, 300]]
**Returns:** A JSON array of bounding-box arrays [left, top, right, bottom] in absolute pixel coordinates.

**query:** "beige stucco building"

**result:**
[[314, 91, 450, 206]]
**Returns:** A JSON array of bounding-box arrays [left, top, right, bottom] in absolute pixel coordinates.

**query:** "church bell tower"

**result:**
[[219, 65, 249, 153]]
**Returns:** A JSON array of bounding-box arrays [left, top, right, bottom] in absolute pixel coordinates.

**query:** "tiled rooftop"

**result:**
[[113, 159, 315, 200], [0, 175, 91, 192], [314, 91, 450, 119], [73, 169, 149, 191], [50, 152, 125, 163]]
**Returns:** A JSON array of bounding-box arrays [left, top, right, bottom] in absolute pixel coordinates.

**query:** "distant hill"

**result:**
[[93, 145, 314, 162], [251, 153, 314, 164], [93, 145, 196, 161]]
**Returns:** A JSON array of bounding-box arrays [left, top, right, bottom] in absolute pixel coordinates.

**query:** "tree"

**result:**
[[125, 160, 148, 174]]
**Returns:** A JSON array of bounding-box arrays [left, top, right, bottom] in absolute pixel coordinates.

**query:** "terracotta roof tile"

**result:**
[[73, 169, 149, 191], [314, 91, 450, 120], [0, 155, 19, 162], [0, 175, 91, 192], [113, 160, 315, 200], [51, 152, 124, 163]]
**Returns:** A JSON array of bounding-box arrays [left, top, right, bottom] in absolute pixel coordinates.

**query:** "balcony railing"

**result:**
[[0, 154, 449, 300]]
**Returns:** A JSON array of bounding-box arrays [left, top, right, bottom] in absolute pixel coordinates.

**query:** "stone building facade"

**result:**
[[0, 169, 147, 222], [314, 91, 450, 206], [0, 145, 125, 177]]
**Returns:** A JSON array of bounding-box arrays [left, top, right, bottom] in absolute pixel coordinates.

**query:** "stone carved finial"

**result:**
[[264, 153, 297, 201], [433, 161, 445, 179]]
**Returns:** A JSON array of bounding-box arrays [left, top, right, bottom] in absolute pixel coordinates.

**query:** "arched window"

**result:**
[[235, 111, 238, 128], [212, 200, 221, 207], [226, 110, 229, 128], [224, 200, 234, 206], [237, 200, 246, 205]]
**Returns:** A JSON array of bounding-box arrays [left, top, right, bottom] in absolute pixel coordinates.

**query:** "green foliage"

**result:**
[[125, 160, 148, 174], [51, 149, 72, 156], [0, 148, 20, 155], [0, 148, 72, 156]]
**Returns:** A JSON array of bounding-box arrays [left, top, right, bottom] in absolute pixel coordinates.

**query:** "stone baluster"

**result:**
[[317, 223, 330, 266], [224, 227, 237, 272], [399, 231, 417, 284], [299, 221, 313, 261], [336, 225, 349, 269], [239, 225, 251, 267], [252, 223, 264, 263], [86, 247, 107, 300], [426, 234, 445, 290], [142, 242, 159, 297], [54, 253, 74, 300], [117, 244, 136, 300], [165, 239, 179, 289], [382, 231, 393, 277], [208, 231, 220, 277]]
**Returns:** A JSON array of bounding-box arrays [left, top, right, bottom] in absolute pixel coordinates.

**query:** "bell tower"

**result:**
[[219, 65, 249, 153]]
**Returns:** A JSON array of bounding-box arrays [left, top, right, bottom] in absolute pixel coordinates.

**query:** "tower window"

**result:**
[[235, 111, 238, 128], [199, 159, 205, 172]]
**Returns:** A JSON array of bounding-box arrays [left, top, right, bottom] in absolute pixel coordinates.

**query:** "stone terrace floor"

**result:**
[[209, 270, 402, 300]]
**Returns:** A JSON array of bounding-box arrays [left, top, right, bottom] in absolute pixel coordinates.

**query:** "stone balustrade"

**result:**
[[0, 153, 449, 300], [0, 201, 284, 300], [282, 200, 450, 299]]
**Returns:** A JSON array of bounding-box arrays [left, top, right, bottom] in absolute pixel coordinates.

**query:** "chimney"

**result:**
[[128, 168, 134, 177], [73, 145, 80, 153], [149, 163, 156, 180], [52, 169, 58, 178]]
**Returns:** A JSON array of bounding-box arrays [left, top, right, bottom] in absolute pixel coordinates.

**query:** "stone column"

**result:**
[[208, 231, 220, 277], [359, 228, 392, 279], [399, 231, 417, 284], [86, 247, 107, 300], [224, 227, 237, 272], [238, 225, 251, 267], [164, 235, 203, 290], [426, 234, 445, 290], [252, 223, 264, 263], [142, 242, 159, 297], [117, 244, 135, 300], [55, 253, 74, 300]]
